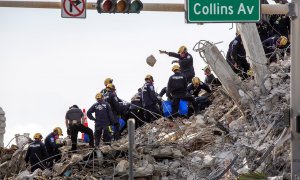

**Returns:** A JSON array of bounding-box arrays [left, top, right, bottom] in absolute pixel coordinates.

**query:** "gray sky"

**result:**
[[0, 0, 237, 146]]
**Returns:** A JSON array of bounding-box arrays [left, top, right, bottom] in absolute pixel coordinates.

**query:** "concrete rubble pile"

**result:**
[[0, 107, 6, 147], [0, 60, 291, 179]]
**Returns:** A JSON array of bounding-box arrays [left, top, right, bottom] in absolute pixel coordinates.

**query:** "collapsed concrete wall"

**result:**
[[0, 107, 6, 147]]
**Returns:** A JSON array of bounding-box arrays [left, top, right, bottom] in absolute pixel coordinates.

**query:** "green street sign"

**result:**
[[186, 0, 260, 23]]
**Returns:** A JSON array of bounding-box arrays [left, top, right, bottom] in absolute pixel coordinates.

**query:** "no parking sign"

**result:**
[[61, 0, 86, 18]]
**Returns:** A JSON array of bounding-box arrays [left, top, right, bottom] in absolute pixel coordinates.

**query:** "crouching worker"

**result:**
[[87, 93, 116, 147], [25, 133, 48, 172], [45, 127, 64, 168], [187, 77, 212, 111], [65, 105, 94, 151]]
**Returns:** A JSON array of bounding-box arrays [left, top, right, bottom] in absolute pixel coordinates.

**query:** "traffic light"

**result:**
[[96, 0, 143, 13]]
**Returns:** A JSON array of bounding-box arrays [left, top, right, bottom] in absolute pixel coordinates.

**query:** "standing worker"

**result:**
[[25, 133, 48, 172], [100, 78, 113, 94], [45, 127, 64, 168], [159, 45, 195, 83], [87, 93, 116, 147], [65, 105, 94, 151], [141, 74, 161, 122], [167, 65, 199, 116], [103, 84, 121, 140]]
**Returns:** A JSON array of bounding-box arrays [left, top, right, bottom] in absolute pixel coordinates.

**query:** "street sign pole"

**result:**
[[291, 0, 300, 179]]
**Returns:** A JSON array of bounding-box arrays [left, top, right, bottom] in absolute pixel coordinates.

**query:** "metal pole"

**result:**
[[128, 118, 135, 180], [0, 1, 290, 14], [291, 0, 300, 179]]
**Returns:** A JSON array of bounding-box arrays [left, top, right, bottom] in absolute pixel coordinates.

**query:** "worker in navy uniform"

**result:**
[[226, 34, 250, 79], [141, 74, 161, 123], [87, 93, 115, 147], [103, 83, 121, 140], [187, 77, 212, 111], [167, 65, 199, 116], [202, 66, 222, 89], [129, 88, 146, 129], [100, 78, 113, 94], [45, 127, 64, 168], [65, 105, 94, 151], [262, 35, 289, 63], [159, 45, 195, 83], [269, 14, 290, 38], [25, 133, 48, 172], [256, 19, 272, 41]]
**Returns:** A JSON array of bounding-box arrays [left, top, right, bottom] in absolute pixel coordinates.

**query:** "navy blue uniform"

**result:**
[[168, 52, 195, 83], [129, 89, 146, 128], [167, 72, 199, 115], [204, 74, 222, 88], [226, 35, 250, 79], [187, 82, 211, 97], [87, 100, 115, 146], [256, 20, 272, 41], [269, 14, 290, 38], [104, 91, 121, 140], [141, 82, 161, 122], [66, 108, 94, 150], [262, 35, 290, 63], [25, 140, 48, 172], [45, 132, 63, 167]]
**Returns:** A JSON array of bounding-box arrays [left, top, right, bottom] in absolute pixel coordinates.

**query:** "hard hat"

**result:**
[[178, 45, 187, 53], [145, 74, 154, 81], [95, 92, 103, 100], [53, 127, 63, 136], [279, 36, 288, 46], [192, 77, 201, 85], [33, 133, 43, 140], [106, 83, 115, 90], [202, 65, 210, 71], [172, 64, 180, 72], [104, 78, 113, 86]]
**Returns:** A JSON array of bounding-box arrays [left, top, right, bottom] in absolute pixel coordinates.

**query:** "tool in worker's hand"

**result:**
[[146, 54, 157, 67]]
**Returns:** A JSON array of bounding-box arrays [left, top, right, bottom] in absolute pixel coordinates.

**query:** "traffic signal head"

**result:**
[[97, 0, 143, 13], [129, 0, 143, 13]]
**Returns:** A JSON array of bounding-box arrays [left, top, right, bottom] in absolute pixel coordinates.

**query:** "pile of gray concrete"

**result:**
[[0, 107, 6, 148]]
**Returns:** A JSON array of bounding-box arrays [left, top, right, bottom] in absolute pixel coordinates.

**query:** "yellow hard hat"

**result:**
[[106, 83, 115, 90], [145, 74, 154, 81], [104, 78, 113, 86], [53, 127, 63, 136], [178, 45, 187, 53], [279, 36, 288, 46], [192, 77, 201, 85], [33, 133, 43, 140], [172, 64, 180, 72], [95, 92, 103, 100]]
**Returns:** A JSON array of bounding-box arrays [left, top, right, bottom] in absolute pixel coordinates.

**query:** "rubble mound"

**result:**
[[0, 60, 291, 179]]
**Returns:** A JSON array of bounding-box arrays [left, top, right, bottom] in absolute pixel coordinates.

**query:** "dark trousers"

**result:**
[[70, 124, 94, 150], [94, 126, 113, 147], [112, 114, 121, 141], [144, 104, 161, 123], [172, 93, 198, 115], [48, 150, 61, 168], [30, 159, 46, 172], [129, 108, 146, 129]]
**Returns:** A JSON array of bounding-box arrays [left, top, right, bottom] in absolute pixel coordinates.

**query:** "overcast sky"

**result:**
[[0, 0, 239, 146]]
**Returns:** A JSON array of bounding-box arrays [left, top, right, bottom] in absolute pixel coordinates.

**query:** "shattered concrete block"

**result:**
[[16, 170, 31, 180], [116, 160, 129, 175], [135, 164, 154, 177], [264, 78, 272, 91]]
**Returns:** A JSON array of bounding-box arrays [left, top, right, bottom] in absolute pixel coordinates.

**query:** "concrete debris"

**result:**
[[0, 107, 6, 147], [0, 59, 292, 179]]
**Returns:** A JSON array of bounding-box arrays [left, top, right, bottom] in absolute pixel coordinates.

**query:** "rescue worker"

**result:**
[[45, 127, 64, 168], [256, 19, 272, 41], [187, 77, 212, 111], [87, 93, 115, 147], [226, 34, 250, 79], [167, 65, 199, 116], [141, 74, 161, 122], [159, 46, 195, 83], [269, 14, 290, 38], [25, 133, 48, 172], [262, 35, 289, 63], [202, 66, 222, 89], [100, 78, 113, 94], [65, 105, 94, 151], [129, 88, 146, 129], [103, 83, 121, 140]]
